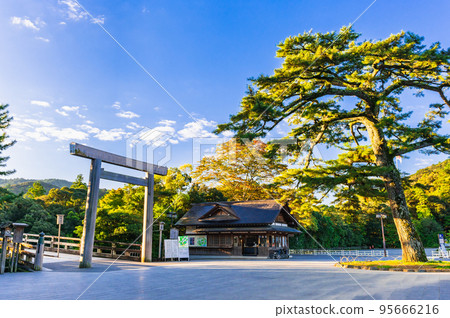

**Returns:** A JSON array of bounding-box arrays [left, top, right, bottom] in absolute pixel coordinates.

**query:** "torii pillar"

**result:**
[[70, 143, 167, 268]]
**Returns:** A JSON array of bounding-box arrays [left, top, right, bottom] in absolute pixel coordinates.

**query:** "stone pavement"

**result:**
[[1, 250, 450, 300]]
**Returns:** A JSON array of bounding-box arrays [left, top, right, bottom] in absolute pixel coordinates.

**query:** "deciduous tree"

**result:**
[[192, 139, 286, 201]]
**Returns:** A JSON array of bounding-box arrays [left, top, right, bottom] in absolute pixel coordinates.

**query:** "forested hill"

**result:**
[[0, 178, 72, 195], [407, 159, 450, 187]]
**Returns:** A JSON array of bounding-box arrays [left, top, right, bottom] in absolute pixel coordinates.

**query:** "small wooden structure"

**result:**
[[176, 200, 300, 257], [70, 142, 167, 268]]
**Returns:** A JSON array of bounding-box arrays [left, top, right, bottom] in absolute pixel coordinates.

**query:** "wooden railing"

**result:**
[[22, 234, 142, 261], [1, 238, 35, 271]]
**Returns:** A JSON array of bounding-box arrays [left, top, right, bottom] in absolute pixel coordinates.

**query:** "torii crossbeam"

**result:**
[[70, 142, 168, 268]]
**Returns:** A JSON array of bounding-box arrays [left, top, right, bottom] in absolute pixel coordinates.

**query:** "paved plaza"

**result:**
[[1, 250, 450, 300]]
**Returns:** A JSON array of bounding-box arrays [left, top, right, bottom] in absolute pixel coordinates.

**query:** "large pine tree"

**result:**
[[217, 27, 450, 261]]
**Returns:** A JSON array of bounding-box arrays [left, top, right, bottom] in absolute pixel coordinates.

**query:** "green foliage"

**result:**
[[0, 192, 55, 234], [0, 178, 73, 195], [24, 182, 46, 199], [192, 139, 286, 201], [188, 184, 228, 203], [0, 104, 16, 176], [71, 174, 88, 190], [94, 186, 144, 242], [405, 159, 450, 232], [290, 211, 364, 249], [413, 218, 443, 248]]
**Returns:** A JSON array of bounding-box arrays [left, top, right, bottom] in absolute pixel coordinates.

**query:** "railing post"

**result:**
[[34, 232, 45, 271], [111, 243, 116, 257], [0, 236, 8, 274]]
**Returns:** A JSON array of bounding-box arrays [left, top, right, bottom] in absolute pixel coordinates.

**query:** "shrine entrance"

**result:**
[[70, 142, 168, 268]]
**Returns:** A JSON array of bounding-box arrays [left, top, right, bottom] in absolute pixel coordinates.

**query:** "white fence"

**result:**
[[431, 250, 449, 258], [290, 249, 387, 257]]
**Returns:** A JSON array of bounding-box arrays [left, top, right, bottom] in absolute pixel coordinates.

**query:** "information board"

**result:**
[[170, 228, 179, 239], [164, 239, 179, 259], [178, 236, 190, 259], [188, 235, 207, 247]]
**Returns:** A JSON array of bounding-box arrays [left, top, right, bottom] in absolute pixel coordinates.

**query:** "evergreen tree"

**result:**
[[24, 181, 46, 199], [217, 27, 450, 261], [0, 104, 16, 176], [71, 174, 88, 190]]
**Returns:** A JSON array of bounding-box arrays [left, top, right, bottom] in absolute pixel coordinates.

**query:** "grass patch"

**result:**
[[339, 260, 450, 271]]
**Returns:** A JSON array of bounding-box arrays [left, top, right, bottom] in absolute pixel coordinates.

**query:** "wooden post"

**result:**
[[57, 223, 61, 258], [0, 237, 7, 274], [79, 159, 102, 268], [141, 172, 154, 262]]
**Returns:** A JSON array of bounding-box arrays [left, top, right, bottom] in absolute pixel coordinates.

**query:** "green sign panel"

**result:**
[[197, 236, 207, 247], [179, 236, 189, 247]]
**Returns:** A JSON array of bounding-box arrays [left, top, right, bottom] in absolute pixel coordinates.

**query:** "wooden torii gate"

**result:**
[[70, 142, 168, 268]]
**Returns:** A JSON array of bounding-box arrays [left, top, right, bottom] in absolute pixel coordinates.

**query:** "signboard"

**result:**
[[56, 214, 64, 225], [164, 239, 179, 259], [178, 236, 189, 259], [170, 228, 179, 239], [188, 235, 207, 247], [159, 222, 165, 231], [164, 237, 190, 260]]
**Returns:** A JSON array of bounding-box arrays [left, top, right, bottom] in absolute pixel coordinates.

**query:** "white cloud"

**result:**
[[24, 119, 53, 127], [31, 100, 50, 107], [116, 110, 140, 119], [10, 116, 89, 142], [415, 157, 435, 168], [129, 126, 177, 147], [61, 105, 79, 112], [10, 115, 131, 143], [85, 120, 94, 124], [126, 122, 143, 130], [79, 124, 100, 134], [78, 124, 127, 141], [112, 101, 121, 109], [37, 126, 89, 141], [95, 129, 127, 141], [56, 105, 86, 118], [59, 21, 67, 25], [159, 119, 176, 126], [154, 106, 160, 111], [35, 36, 50, 43], [221, 130, 235, 138], [56, 109, 69, 116], [58, 0, 105, 24], [177, 118, 217, 140], [24, 131, 50, 142], [91, 16, 105, 25], [10, 16, 44, 31]]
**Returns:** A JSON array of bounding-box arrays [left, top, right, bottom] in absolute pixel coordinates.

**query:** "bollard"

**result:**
[[34, 232, 45, 271]]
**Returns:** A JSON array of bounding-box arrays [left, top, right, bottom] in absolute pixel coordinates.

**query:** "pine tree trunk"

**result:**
[[363, 118, 428, 262]]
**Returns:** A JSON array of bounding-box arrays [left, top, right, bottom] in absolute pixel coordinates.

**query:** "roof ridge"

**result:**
[[192, 199, 278, 206]]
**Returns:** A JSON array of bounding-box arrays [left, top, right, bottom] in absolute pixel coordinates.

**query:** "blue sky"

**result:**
[[0, 0, 449, 186]]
